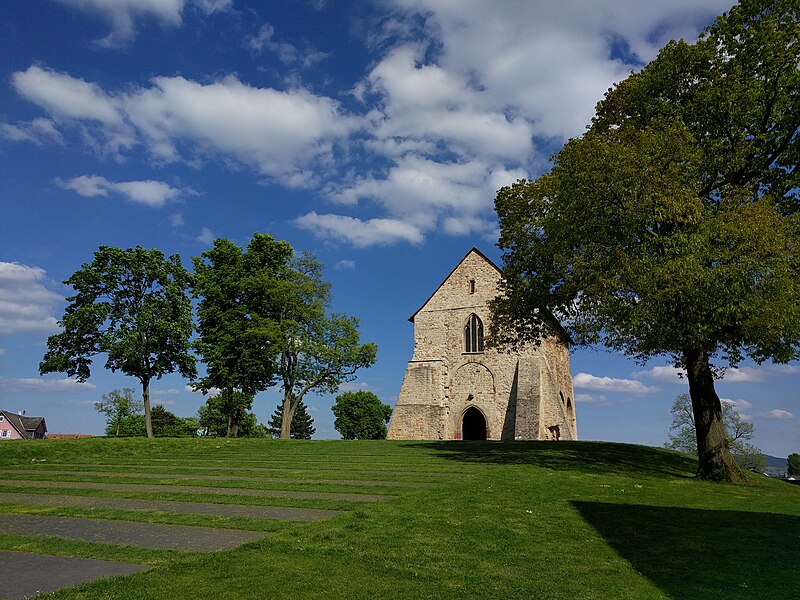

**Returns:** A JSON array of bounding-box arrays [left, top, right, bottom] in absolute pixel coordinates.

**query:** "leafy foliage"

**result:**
[[492, 1, 800, 481], [94, 387, 143, 437], [114, 405, 197, 437], [266, 399, 315, 439], [191, 236, 289, 435], [196, 393, 267, 437], [332, 391, 392, 440], [40, 246, 196, 438], [788, 453, 800, 476], [665, 394, 765, 471]]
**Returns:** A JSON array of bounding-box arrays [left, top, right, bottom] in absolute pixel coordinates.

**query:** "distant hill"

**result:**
[[763, 454, 788, 476]]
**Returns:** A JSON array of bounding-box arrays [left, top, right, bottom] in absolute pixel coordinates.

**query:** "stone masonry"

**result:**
[[387, 248, 576, 441]]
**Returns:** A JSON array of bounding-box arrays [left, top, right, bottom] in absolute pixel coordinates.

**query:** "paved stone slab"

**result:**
[[0, 514, 266, 551], [0, 550, 147, 600], [5, 469, 430, 488], [0, 480, 393, 502], [0, 492, 341, 521]]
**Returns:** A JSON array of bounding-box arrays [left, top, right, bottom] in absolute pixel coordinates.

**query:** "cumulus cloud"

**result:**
[[574, 393, 610, 406], [11, 66, 354, 184], [633, 365, 686, 383], [0, 377, 96, 391], [573, 372, 658, 394], [0, 118, 63, 146], [758, 409, 794, 420], [56, 175, 183, 207], [0, 262, 62, 335], [295, 212, 424, 247], [721, 398, 753, 412], [247, 24, 329, 68], [52, 0, 230, 48]]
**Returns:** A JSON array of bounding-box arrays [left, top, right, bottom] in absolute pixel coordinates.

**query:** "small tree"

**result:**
[[788, 453, 800, 476], [40, 246, 196, 438], [332, 391, 392, 440], [666, 394, 765, 471], [94, 387, 143, 437], [197, 394, 266, 437], [266, 399, 315, 439]]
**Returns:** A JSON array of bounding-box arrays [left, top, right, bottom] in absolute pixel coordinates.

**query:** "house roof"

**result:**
[[408, 247, 502, 323], [1, 410, 47, 439]]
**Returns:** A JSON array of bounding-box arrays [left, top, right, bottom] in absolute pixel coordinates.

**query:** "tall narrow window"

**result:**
[[469, 279, 476, 294], [464, 313, 484, 353]]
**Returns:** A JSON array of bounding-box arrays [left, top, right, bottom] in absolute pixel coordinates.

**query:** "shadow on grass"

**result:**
[[405, 440, 696, 478], [573, 501, 800, 599]]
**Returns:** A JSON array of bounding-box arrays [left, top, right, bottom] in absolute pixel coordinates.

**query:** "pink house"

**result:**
[[0, 410, 47, 439]]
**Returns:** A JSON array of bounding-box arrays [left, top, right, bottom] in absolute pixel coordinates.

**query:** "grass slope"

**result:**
[[1, 438, 798, 599]]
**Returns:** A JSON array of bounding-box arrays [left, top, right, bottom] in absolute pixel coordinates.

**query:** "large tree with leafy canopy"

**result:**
[[332, 391, 392, 440], [265, 399, 315, 439], [40, 246, 196, 438], [191, 235, 290, 436], [492, 0, 800, 482], [272, 253, 377, 439]]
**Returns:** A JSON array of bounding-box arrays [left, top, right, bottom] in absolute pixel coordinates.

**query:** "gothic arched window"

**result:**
[[464, 313, 484, 353]]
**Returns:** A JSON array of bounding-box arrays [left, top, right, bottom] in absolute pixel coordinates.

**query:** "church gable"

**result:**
[[409, 247, 501, 321]]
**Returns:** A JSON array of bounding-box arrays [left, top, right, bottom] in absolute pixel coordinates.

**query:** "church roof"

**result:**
[[408, 247, 502, 322]]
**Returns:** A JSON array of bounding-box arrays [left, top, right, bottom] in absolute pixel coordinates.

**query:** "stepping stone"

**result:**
[[0, 550, 147, 600], [0, 492, 342, 521], [5, 469, 430, 487], [0, 479, 394, 502], [0, 514, 266, 551]]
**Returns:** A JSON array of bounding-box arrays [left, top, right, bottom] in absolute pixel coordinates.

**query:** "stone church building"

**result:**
[[387, 248, 576, 441]]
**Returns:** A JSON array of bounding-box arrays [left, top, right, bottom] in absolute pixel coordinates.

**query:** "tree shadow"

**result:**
[[573, 501, 800, 599], [403, 440, 696, 478]]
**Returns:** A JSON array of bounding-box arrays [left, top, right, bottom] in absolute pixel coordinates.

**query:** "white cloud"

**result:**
[[12, 66, 354, 183], [575, 393, 609, 406], [196, 227, 215, 245], [170, 212, 185, 227], [0, 377, 96, 391], [633, 365, 686, 383], [335, 260, 356, 270], [56, 175, 183, 208], [0, 118, 63, 146], [721, 398, 753, 414], [247, 24, 329, 68], [573, 372, 658, 394], [295, 212, 424, 247], [185, 384, 220, 397], [0, 262, 62, 335], [758, 409, 794, 420]]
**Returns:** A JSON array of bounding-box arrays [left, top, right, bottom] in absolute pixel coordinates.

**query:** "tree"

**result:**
[[197, 392, 267, 437], [266, 399, 315, 439], [94, 387, 143, 437], [492, 1, 800, 482], [332, 391, 392, 440], [192, 236, 288, 436], [40, 246, 196, 438], [788, 453, 800, 476], [665, 394, 765, 471]]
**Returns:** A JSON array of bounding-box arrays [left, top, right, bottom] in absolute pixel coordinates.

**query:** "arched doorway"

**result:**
[[462, 407, 487, 440]]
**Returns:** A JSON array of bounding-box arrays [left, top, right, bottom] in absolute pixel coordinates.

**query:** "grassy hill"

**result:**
[[0, 438, 797, 599]]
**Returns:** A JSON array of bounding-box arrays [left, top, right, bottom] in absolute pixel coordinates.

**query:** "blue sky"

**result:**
[[1, 0, 797, 457]]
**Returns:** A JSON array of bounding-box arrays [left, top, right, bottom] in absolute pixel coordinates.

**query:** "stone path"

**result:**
[[0, 492, 342, 521], [0, 479, 393, 502], [0, 514, 267, 551], [0, 550, 148, 600], [4, 469, 431, 487]]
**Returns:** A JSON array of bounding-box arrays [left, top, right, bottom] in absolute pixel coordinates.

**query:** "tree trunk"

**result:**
[[142, 379, 154, 439], [684, 349, 745, 482], [280, 395, 294, 439], [229, 420, 239, 438]]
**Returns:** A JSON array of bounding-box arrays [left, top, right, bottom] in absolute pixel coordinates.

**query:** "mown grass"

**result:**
[[1, 437, 798, 599]]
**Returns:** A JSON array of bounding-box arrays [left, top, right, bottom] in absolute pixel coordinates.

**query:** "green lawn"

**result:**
[[0, 438, 797, 599]]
